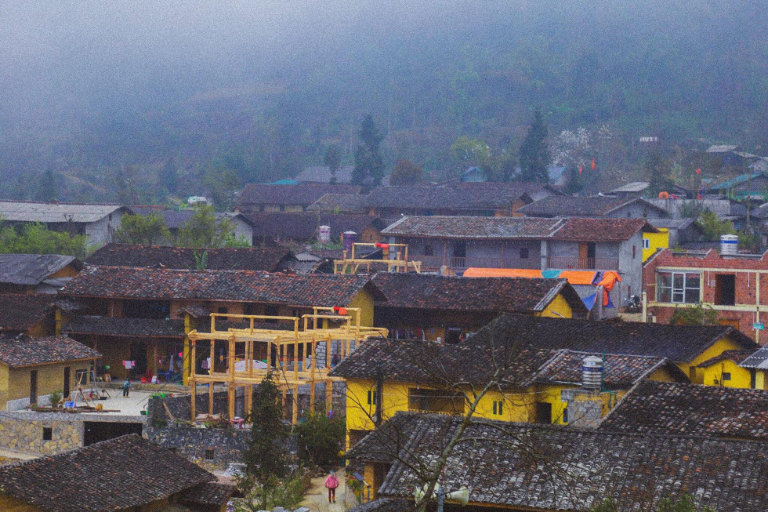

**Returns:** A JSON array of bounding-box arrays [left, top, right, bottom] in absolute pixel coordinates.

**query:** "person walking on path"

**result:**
[[122, 379, 132, 397], [324, 470, 340, 503]]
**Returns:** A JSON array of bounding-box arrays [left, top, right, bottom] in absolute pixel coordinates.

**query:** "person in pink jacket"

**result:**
[[324, 470, 340, 503]]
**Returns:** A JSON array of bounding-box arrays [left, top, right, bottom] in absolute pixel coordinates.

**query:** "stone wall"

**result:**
[[0, 413, 83, 454]]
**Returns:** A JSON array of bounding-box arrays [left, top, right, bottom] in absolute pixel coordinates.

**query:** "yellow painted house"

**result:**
[[0, 335, 99, 410], [739, 345, 768, 390], [332, 314, 755, 446], [642, 227, 669, 262]]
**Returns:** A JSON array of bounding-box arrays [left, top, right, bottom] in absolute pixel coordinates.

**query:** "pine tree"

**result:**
[[160, 157, 178, 195], [518, 109, 551, 183], [324, 145, 342, 184], [351, 114, 384, 190], [243, 373, 289, 509], [36, 169, 57, 202]]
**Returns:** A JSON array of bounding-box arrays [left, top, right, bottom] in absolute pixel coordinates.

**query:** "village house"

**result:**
[[598, 380, 768, 440], [347, 412, 768, 511], [643, 247, 768, 344], [0, 254, 82, 294], [127, 207, 255, 246], [0, 294, 61, 337], [236, 182, 362, 213], [0, 335, 100, 410], [306, 193, 368, 214], [517, 195, 669, 219], [739, 344, 768, 389], [245, 212, 385, 246], [362, 182, 561, 224], [60, 266, 385, 381], [382, 216, 654, 304], [0, 201, 130, 246], [87, 243, 296, 272], [371, 273, 588, 342], [0, 434, 233, 512], [331, 314, 700, 446]]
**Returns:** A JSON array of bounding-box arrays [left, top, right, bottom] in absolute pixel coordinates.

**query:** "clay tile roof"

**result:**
[[87, 244, 294, 272], [237, 183, 362, 207], [307, 193, 368, 213], [244, 213, 384, 242], [372, 273, 587, 316], [382, 216, 565, 239], [0, 335, 100, 368], [180, 482, 236, 507], [364, 182, 560, 210], [599, 381, 768, 440], [0, 201, 128, 224], [348, 498, 412, 512], [330, 336, 559, 389], [64, 266, 383, 306], [464, 314, 758, 363], [0, 254, 81, 285], [697, 349, 756, 368], [62, 316, 185, 338], [531, 350, 679, 388], [0, 434, 215, 511], [0, 294, 56, 333], [518, 196, 666, 218], [553, 218, 656, 242], [353, 412, 768, 511]]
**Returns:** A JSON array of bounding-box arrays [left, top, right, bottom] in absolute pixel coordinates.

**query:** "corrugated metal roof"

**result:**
[[608, 181, 650, 193], [0, 201, 126, 223]]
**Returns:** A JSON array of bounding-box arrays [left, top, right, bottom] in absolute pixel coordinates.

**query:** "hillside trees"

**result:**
[[176, 204, 240, 249], [324, 145, 342, 184], [389, 159, 424, 186], [113, 213, 171, 245], [519, 109, 551, 183], [351, 115, 385, 191]]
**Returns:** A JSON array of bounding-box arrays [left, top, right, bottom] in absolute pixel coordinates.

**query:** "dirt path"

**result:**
[[300, 468, 350, 512]]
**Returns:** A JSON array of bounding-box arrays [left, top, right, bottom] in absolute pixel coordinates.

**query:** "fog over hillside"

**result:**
[[2, 1, 766, 201]]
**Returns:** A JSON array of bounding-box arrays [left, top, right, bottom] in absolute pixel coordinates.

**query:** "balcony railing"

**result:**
[[416, 255, 541, 271], [546, 256, 619, 270]]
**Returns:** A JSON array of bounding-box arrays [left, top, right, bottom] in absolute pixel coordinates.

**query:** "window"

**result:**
[[562, 406, 569, 424], [492, 400, 504, 416], [642, 238, 650, 250], [205, 449, 215, 460], [42, 427, 52, 441], [519, 248, 529, 259], [714, 274, 735, 306], [657, 272, 700, 304], [367, 390, 377, 405], [424, 244, 434, 256], [632, 245, 636, 259], [452, 241, 466, 258], [722, 372, 731, 381]]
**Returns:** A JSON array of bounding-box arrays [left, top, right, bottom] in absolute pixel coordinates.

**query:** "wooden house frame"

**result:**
[[187, 308, 387, 423]]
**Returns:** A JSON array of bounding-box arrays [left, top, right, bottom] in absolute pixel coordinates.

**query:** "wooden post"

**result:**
[[326, 380, 333, 414], [152, 341, 158, 379], [208, 377, 214, 416], [309, 337, 316, 415], [292, 383, 298, 424], [228, 334, 236, 420], [190, 376, 196, 419]]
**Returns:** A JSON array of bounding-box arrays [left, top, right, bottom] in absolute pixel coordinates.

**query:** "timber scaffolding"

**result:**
[[334, 242, 421, 274], [187, 308, 387, 424]]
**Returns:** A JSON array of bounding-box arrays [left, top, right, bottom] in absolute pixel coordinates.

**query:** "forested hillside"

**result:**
[[1, 1, 766, 203]]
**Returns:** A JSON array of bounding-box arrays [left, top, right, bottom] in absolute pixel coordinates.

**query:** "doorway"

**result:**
[[714, 274, 735, 305], [30, 370, 38, 405]]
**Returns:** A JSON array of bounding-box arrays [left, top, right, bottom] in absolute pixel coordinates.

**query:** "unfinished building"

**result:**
[[187, 308, 387, 423]]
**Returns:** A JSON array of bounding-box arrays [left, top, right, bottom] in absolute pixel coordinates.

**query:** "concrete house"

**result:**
[[0, 201, 130, 246], [382, 216, 655, 304]]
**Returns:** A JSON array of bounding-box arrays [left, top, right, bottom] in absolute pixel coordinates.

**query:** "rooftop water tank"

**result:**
[[720, 234, 739, 255], [582, 356, 603, 391]]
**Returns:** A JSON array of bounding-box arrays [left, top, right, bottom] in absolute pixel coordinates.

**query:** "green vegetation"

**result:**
[[295, 413, 346, 467], [241, 373, 290, 510], [389, 159, 424, 186], [669, 304, 719, 326], [518, 109, 550, 183], [697, 210, 734, 241], [351, 114, 385, 191], [113, 213, 171, 245], [176, 204, 243, 249], [0, 222, 88, 258]]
